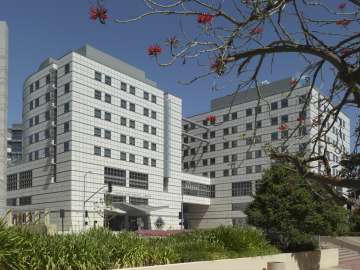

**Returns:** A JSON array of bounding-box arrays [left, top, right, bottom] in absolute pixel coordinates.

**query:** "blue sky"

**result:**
[[0, 0, 357, 145]]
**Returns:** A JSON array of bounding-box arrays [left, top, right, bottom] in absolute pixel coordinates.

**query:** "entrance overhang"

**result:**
[[112, 203, 168, 216]]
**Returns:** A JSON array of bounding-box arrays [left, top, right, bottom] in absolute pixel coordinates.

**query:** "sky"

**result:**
[[0, 0, 357, 146]]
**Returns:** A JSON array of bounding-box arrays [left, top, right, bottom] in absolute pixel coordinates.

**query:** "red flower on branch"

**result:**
[[210, 58, 226, 75], [250, 27, 264, 35], [90, 6, 108, 24], [278, 123, 288, 131], [297, 116, 305, 124], [336, 19, 351, 26], [207, 115, 216, 123], [197, 13, 214, 24], [337, 3, 347, 9], [148, 44, 162, 56]]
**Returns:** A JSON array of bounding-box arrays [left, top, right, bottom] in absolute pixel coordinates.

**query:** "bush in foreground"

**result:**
[[0, 225, 278, 270]]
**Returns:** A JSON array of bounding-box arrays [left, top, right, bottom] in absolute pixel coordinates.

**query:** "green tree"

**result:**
[[245, 164, 350, 251]]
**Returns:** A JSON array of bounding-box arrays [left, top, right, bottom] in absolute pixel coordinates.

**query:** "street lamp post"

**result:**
[[83, 171, 92, 231]]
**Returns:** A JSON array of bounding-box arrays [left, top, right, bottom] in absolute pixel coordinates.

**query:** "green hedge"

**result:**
[[0, 224, 278, 270]]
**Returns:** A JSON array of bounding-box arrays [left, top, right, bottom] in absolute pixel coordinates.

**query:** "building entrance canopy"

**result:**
[[111, 202, 168, 216]]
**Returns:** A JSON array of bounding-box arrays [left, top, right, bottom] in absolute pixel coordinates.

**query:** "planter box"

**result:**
[[114, 248, 338, 270]]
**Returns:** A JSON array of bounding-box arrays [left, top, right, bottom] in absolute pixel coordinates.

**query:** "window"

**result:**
[[271, 117, 278, 126], [104, 112, 111, 121], [182, 181, 214, 198], [210, 158, 215, 165], [28, 152, 32, 161], [19, 170, 32, 189], [129, 154, 135, 163], [129, 197, 148, 205], [143, 140, 149, 149], [105, 75, 112, 86], [7, 174, 17, 191], [143, 124, 149, 133], [94, 146, 101, 156], [232, 154, 237, 162], [143, 157, 149, 165], [232, 181, 252, 196], [121, 100, 127, 109], [64, 122, 70, 133], [281, 115, 288, 123], [183, 162, 189, 169], [104, 167, 126, 186], [246, 122, 252, 131], [119, 135, 126, 144], [202, 146, 208, 153], [255, 165, 262, 173], [210, 171, 216, 178], [223, 142, 229, 149], [246, 151, 252, 160], [129, 171, 148, 189], [105, 94, 111, 104], [202, 132, 208, 139], [30, 84, 34, 93], [45, 92, 51, 102], [151, 111, 157, 119], [232, 112, 237, 120], [255, 150, 262, 158], [130, 86, 136, 95], [151, 159, 157, 167], [29, 118, 33, 127], [232, 203, 248, 211], [129, 137, 135, 146], [223, 128, 229, 136], [34, 133, 39, 142], [121, 117, 127, 126], [35, 98, 39, 107], [121, 82, 127, 91], [232, 168, 238, 176], [35, 115, 39, 125], [19, 196, 32, 206], [190, 148, 196, 155], [104, 130, 111, 139], [151, 95, 157, 104], [143, 108, 149, 116], [35, 80, 40, 90], [223, 114, 229, 122], [129, 120, 136, 129], [151, 127, 157, 135], [281, 99, 288, 108], [246, 108, 252, 116], [64, 83, 70, 94], [271, 101, 278, 110], [223, 155, 229, 163], [232, 126, 238, 134], [95, 71, 102, 81], [299, 94, 307, 104], [281, 130, 289, 139], [64, 63, 70, 74], [28, 135, 33, 145], [64, 141, 70, 152], [94, 90, 102, 100], [104, 148, 111, 158], [129, 103, 135, 112], [6, 198, 16, 206], [232, 140, 237, 148], [255, 135, 261, 143], [44, 110, 50, 121], [202, 159, 208, 166], [151, 143, 156, 151], [163, 177, 169, 192], [44, 147, 49, 157], [256, 120, 262, 129], [29, 101, 33, 110], [120, 152, 127, 161], [271, 132, 278, 141], [144, 91, 149, 100], [210, 144, 216, 151], [44, 129, 50, 139], [64, 102, 70, 113], [223, 169, 229, 177], [246, 137, 252, 145], [210, 131, 216, 138]]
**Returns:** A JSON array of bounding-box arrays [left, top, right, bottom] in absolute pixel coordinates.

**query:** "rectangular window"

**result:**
[[232, 154, 237, 162], [6, 198, 17, 206], [255, 150, 262, 158], [271, 132, 278, 141], [105, 94, 111, 104], [210, 158, 216, 165], [35, 80, 40, 90], [151, 95, 157, 104], [255, 106, 262, 114], [223, 169, 229, 177], [232, 140, 237, 148], [94, 109, 101, 118], [210, 171, 216, 178], [246, 151, 252, 160], [30, 84, 34, 93], [210, 144, 216, 151], [281, 99, 288, 108], [271, 117, 278, 126], [129, 171, 148, 189], [94, 146, 101, 156], [45, 110, 50, 121], [223, 142, 229, 149], [299, 94, 307, 104], [232, 168, 238, 176], [232, 112, 237, 120], [129, 154, 135, 163], [255, 165, 262, 173], [121, 134, 127, 143], [95, 71, 102, 82], [231, 126, 237, 134], [105, 75, 112, 86], [246, 108, 252, 116], [223, 155, 229, 163], [143, 108, 149, 116], [143, 157, 149, 165], [34, 133, 39, 142], [121, 82, 127, 91], [129, 120, 135, 129], [151, 127, 157, 135], [19, 170, 32, 189], [129, 137, 135, 146], [210, 131, 216, 138], [223, 128, 229, 136], [35, 115, 39, 125], [246, 137, 252, 145], [19, 196, 32, 206], [104, 130, 111, 140], [129, 103, 136, 112], [151, 143, 156, 151], [121, 100, 127, 109], [130, 86, 136, 95], [151, 111, 157, 119], [271, 101, 278, 110], [281, 115, 288, 123], [256, 120, 262, 129], [45, 92, 51, 102], [35, 98, 39, 107], [129, 197, 148, 205], [64, 122, 70, 133], [144, 91, 149, 100], [104, 167, 126, 186], [64, 141, 70, 152], [64, 83, 70, 94], [163, 177, 169, 192], [104, 148, 111, 158], [64, 63, 70, 74], [281, 130, 289, 139], [223, 114, 229, 122], [7, 174, 17, 191], [151, 159, 156, 167], [104, 112, 111, 121], [120, 152, 127, 161], [232, 181, 252, 196], [255, 135, 261, 144], [64, 102, 70, 113], [246, 122, 252, 131], [94, 90, 102, 100], [120, 117, 127, 126]]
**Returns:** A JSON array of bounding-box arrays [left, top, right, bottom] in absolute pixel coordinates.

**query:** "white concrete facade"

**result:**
[[182, 78, 351, 228], [0, 21, 8, 216], [6, 45, 211, 232]]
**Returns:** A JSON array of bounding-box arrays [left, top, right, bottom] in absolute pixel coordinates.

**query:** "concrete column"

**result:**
[[44, 208, 50, 225], [0, 22, 8, 218]]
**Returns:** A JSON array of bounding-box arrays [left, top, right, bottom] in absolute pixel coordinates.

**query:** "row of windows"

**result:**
[[182, 181, 215, 198], [6, 196, 32, 206], [28, 102, 69, 128], [94, 70, 157, 104], [94, 90, 158, 120], [7, 171, 33, 191], [94, 146, 157, 167], [104, 167, 149, 190]]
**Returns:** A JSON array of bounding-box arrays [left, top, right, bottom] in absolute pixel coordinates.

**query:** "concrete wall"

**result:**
[[0, 21, 8, 217], [115, 249, 339, 270]]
